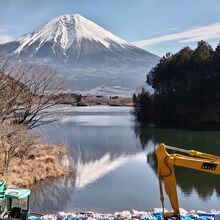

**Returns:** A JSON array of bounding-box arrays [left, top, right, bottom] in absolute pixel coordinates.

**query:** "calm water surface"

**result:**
[[32, 106, 220, 213]]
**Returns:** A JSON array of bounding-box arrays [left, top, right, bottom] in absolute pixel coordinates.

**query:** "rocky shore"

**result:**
[[31, 209, 220, 220]]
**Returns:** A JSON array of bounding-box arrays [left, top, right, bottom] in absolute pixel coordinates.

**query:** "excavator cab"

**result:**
[[2, 188, 31, 220]]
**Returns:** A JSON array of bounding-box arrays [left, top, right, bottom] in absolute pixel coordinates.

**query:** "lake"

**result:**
[[32, 106, 220, 214]]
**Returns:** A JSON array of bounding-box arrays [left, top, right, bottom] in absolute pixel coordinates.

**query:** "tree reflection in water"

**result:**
[[135, 124, 220, 201]]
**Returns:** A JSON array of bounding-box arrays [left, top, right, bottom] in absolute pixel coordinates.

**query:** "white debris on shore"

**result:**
[[39, 209, 220, 220]]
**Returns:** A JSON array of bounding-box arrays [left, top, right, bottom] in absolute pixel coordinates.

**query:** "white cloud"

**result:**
[[0, 26, 13, 44], [0, 35, 13, 44], [166, 27, 179, 31], [132, 22, 220, 48]]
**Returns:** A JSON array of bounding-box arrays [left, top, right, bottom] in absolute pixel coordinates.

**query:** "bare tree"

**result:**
[[0, 122, 38, 172], [0, 59, 27, 122], [0, 57, 69, 174], [0, 58, 67, 129]]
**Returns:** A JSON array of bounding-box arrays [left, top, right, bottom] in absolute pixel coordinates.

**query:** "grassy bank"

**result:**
[[1, 145, 71, 188]]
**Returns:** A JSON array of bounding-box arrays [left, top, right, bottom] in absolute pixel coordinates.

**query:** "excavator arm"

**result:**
[[155, 143, 220, 219]]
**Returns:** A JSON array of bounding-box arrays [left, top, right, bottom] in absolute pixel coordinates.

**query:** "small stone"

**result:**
[[179, 208, 188, 215], [189, 210, 197, 214], [210, 209, 220, 214], [151, 208, 163, 213], [131, 209, 138, 215], [121, 210, 131, 218], [197, 210, 206, 214]]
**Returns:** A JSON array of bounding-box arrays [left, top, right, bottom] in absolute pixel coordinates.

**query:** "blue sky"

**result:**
[[1, 0, 220, 56]]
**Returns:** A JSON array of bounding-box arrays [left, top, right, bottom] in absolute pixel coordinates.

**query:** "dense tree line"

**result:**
[[134, 41, 220, 125]]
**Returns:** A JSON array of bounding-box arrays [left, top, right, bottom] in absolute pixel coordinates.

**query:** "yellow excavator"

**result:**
[[155, 143, 220, 220]]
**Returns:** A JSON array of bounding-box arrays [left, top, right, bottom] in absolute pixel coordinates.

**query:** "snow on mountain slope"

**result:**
[[0, 14, 159, 95], [12, 14, 134, 59]]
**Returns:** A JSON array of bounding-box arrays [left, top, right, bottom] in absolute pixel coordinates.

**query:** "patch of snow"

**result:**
[[13, 14, 133, 56]]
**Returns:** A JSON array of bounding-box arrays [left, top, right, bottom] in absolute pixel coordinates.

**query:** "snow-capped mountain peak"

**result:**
[[14, 14, 130, 56], [0, 14, 159, 95]]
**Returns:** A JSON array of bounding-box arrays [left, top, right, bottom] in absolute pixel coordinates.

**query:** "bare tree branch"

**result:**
[[0, 122, 38, 172], [0, 58, 68, 129]]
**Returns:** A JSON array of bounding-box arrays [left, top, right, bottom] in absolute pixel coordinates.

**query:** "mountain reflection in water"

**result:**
[[32, 106, 220, 213]]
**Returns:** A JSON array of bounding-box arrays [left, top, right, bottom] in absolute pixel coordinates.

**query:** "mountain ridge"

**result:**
[[0, 14, 159, 95]]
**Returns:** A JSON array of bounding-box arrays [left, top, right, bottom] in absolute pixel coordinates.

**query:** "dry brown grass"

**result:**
[[0, 145, 71, 188]]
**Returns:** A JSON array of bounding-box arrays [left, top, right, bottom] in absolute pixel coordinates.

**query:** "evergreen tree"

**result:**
[[134, 40, 220, 125]]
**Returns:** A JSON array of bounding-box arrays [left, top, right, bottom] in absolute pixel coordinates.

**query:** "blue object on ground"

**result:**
[[29, 211, 220, 220]]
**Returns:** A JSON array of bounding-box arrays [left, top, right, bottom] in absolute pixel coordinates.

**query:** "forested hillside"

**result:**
[[134, 41, 220, 126]]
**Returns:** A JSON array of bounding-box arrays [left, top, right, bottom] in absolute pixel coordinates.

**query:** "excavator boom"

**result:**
[[155, 143, 220, 219]]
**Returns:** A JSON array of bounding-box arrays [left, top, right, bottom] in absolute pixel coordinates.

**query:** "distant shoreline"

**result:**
[[53, 93, 134, 107]]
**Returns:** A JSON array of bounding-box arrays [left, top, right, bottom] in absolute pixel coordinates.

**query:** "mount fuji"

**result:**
[[0, 14, 159, 95]]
